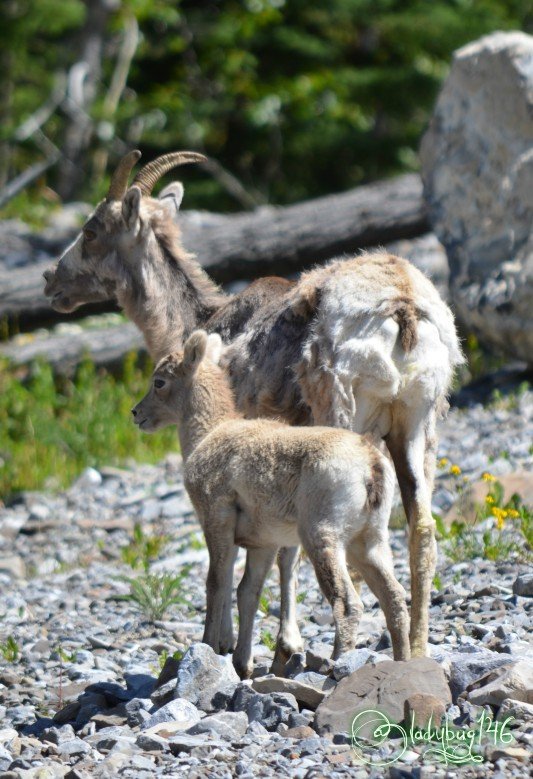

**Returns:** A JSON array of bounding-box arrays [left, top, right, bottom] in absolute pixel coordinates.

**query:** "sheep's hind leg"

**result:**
[[385, 402, 437, 658], [348, 535, 410, 661], [301, 534, 363, 659], [234, 547, 278, 679], [219, 545, 238, 654], [271, 546, 304, 675]]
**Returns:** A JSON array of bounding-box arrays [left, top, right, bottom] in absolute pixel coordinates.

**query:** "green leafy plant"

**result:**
[[158, 648, 184, 671], [121, 523, 169, 572], [0, 353, 178, 500], [0, 635, 20, 662], [260, 629, 276, 652], [116, 570, 190, 622], [435, 474, 531, 563]]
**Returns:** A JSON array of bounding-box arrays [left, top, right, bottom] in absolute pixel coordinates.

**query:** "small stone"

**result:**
[[135, 732, 169, 752], [333, 648, 385, 681], [284, 725, 316, 740], [305, 643, 334, 674], [513, 574, 533, 598], [188, 711, 248, 741], [467, 661, 533, 706], [143, 698, 201, 731], [486, 745, 530, 763], [74, 467, 102, 488], [175, 643, 239, 712], [252, 675, 325, 710], [404, 693, 446, 728], [0, 555, 26, 579], [56, 737, 92, 757]]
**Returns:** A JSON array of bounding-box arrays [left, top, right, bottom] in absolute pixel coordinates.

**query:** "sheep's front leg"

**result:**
[[271, 546, 304, 675], [203, 510, 238, 654], [234, 547, 278, 679]]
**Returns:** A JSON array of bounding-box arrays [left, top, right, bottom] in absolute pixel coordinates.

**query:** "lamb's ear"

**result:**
[[158, 182, 184, 217], [122, 186, 142, 230], [183, 330, 208, 372], [205, 333, 223, 365]]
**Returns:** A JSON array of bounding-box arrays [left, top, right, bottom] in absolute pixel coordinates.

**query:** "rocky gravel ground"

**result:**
[[0, 391, 531, 778]]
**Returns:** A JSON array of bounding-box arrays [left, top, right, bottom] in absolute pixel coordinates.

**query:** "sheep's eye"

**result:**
[[154, 378, 166, 389], [84, 228, 97, 242]]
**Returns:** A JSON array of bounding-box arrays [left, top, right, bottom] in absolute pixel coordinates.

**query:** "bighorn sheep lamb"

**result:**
[[132, 330, 410, 678], [43, 150, 464, 664]]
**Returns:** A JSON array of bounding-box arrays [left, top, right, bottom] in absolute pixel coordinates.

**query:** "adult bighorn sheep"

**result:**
[[43, 150, 464, 665], [133, 330, 410, 679]]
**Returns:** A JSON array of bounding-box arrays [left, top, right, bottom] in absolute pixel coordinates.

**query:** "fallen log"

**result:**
[[1, 322, 145, 374], [0, 234, 448, 373], [0, 173, 429, 328]]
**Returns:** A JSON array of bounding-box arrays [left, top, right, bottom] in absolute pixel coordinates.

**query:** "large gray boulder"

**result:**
[[421, 32, 533, 364]]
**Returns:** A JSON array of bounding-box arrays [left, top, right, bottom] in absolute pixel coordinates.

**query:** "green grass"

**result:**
[[0, 352, 178, 500]]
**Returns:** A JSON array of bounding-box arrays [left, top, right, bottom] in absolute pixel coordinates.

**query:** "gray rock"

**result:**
[[513, 573, 533, 597], [305, 643, 333, 674], [174, 642, 239, 712], [433, 645, 514, 701], [0, 745, 12, 771], [314, 658, 451, 735], [143, 698, 200, 731], [40, 725, 76, 745], [332, 648, 386, 681], [124, 697, 153, 728], [229, 683, 299, 731], [135, 732, 169, 752], [251, 675, 325, 710], [56, 737, 92, 757], [167, 733, 227, 755], [188, 711, 248, 740], [467, 661, 533, 706], [421, 31, 533, 364]]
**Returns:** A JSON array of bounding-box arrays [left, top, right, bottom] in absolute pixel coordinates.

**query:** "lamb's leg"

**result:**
[[219, 545, 238, 654], [271, 546, 304, 675], [348, 536, 410, 661], [385, 403, 437, 657], [233, 547, 278, 679], [202, 509, 238, 654], [301, 533, 363, 659]]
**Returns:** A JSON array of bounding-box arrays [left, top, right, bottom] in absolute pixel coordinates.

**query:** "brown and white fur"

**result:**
[[43, 151, 464, 664], [133, 330, 410, 679]]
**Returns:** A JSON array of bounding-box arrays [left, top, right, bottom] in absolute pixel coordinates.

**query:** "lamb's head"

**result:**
[[43, 150, 206, 313], [132, 330, 224, 432]]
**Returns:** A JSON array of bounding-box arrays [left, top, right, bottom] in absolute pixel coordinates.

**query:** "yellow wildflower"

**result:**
[[450, 464, 461, 476], [495, 514, 505, 531], [482, 472, 496, 482], [438, 458, 449, 469], [485, 495, 495, 504], [507, 509, 520, 519]]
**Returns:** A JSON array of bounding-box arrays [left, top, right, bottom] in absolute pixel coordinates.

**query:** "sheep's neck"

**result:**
[[116, 232, 226, 361], [177, 379, 240, 461]]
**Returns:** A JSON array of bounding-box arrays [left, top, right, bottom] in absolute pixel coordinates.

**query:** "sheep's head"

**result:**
[[43, 150, 206, 312], [132, 330, 223, 432]]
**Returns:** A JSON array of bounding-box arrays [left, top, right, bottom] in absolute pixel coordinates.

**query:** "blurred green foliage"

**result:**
[[1, 0, 531, 213], [0, 353, 178, 500]]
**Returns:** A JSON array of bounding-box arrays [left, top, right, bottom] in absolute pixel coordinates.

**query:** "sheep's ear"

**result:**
[[205, 333, 223, 365], [122, 186, 142, 229], [183, 330, 208, 372], [158, 182, 184, 217]]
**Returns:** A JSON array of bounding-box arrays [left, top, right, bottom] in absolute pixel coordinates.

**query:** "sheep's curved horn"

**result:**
[[106, 150, 142, 201], [132, 151, 207, 196]]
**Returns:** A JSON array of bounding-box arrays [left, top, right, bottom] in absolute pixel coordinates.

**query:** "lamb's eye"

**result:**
[[84, 228, 97, 242], [154, 379, 166, 389]]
